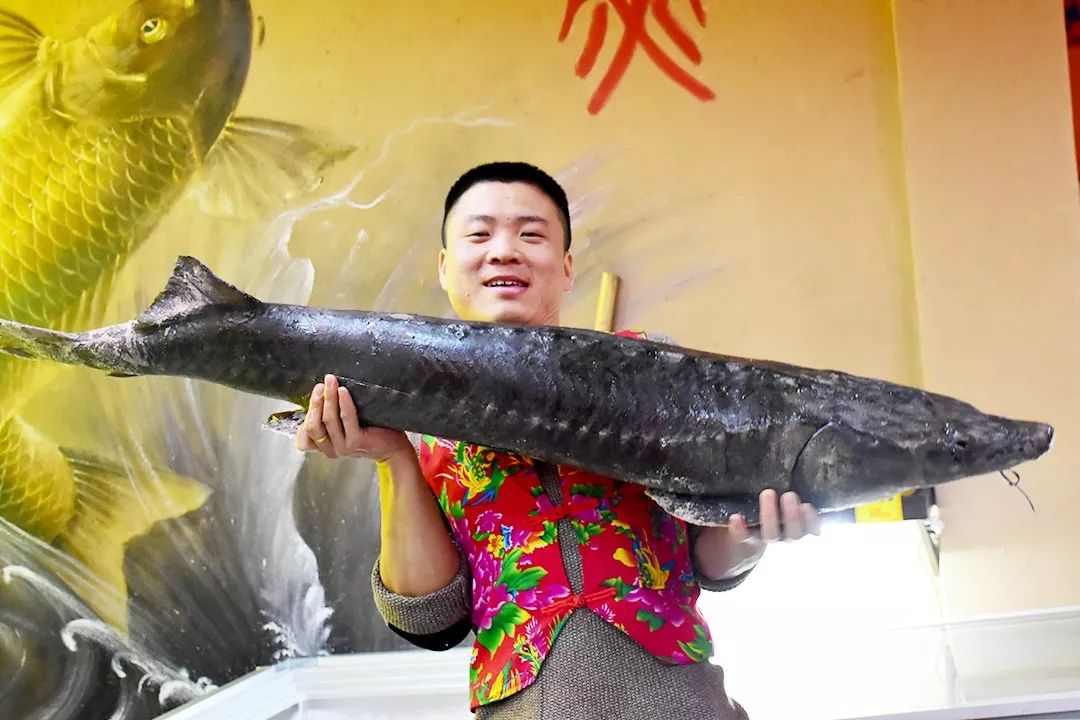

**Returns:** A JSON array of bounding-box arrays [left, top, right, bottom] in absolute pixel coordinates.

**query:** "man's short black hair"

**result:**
[[441, 162, 572, 250]]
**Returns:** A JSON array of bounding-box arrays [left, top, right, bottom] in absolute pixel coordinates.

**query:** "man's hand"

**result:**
[[295, 374, 414, 463], [693, 489, 821, 581], [296, 377, 458, 596]]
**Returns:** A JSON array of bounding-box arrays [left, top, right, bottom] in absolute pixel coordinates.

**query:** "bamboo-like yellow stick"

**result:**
[[593, 271, 619, 333]]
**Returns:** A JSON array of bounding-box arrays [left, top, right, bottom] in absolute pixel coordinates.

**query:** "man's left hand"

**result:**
[[693, 489, 821, 581]]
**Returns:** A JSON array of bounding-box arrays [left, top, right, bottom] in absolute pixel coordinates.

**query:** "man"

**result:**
[[296, 162, 820, 718]]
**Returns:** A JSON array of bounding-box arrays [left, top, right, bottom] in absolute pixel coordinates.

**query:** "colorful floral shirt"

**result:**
[[418, 434, 715, 710]]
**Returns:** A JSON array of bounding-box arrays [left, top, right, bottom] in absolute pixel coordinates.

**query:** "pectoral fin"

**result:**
[[189, 117, 356, 219], [0, 9, 45, 95]]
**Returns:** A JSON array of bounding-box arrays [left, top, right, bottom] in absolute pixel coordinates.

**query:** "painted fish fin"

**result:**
[[646, 488, 761, 527], [189, 116, 356, 219], [55, 447, 209, 632], [135, 256, 259, 329], [0, 9, 45, 96]]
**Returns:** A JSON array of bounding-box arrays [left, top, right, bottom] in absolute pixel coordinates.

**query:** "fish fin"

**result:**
[[263, 408, 306, 437], [56, 447, 210, 632], [189, 116, 356, 219], [0, 9, 45, 96], [135, 256, 258, 329], [646, 489, 760, 527]]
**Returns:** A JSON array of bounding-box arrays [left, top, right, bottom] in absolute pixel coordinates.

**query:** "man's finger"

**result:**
[[304, 384, 330, 452], [804, 503, 822, 536], [296, 398, 314, 451], [759, 489, 780, 542], [781, 491, 804, 540], [728, 514, 750, 544], [339, 387, 363, 451], [322, 374, 347, 454]]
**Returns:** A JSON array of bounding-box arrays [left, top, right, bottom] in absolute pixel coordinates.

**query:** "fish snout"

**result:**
[[933, 417, 1054, 480], [1033, 423, 1054, 455], [1010, 420, 1054, 463]]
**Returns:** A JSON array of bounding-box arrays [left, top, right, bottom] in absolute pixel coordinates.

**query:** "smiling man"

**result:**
[[296, 162, 819, 719]]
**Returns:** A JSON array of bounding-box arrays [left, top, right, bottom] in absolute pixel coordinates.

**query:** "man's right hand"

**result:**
[[296, 374, 413, 462], [299, 377, 459, 596]]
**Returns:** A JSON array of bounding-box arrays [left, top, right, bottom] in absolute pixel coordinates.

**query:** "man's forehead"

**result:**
[[450, 181, 560, 218]]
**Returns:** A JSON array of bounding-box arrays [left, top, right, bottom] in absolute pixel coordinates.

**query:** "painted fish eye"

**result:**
[[140, 17, 168, 43]]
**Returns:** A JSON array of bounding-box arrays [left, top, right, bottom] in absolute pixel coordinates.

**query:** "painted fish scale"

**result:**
[[0, 417, 73, 540], [0, 110, 194, 407], [0, 96, 196, 538]]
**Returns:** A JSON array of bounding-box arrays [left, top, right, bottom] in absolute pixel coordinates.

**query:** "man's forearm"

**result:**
[[377, 449, 461, 596]]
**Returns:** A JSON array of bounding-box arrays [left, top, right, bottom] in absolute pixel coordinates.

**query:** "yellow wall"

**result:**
[[894, 0, 1080, 616], [226, 0, 1080, 618], [6, 0, 1078, 626], [242, 0, 924, 390]]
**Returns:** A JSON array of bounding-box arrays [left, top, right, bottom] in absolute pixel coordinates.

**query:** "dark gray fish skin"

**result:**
[[0, 257, 1055, 526]]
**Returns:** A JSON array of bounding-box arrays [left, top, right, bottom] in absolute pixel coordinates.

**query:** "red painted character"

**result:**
[[559, 0, 716, 114]]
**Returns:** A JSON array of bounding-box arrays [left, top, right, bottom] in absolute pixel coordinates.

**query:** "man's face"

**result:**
[[439, 181, 574, 325]]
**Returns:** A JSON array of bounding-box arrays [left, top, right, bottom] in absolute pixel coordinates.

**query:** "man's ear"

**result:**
[[438, 247, 448, 291], [563, 251, 574, 293]]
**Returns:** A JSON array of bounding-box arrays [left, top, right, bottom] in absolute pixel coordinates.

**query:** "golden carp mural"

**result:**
[[0, 0, 355, 716], [0, 0, 1073, 718], [0, 0, 350, 590]]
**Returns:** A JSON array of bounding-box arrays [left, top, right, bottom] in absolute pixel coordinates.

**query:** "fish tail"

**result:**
[[56, 447, 209, 631], [0, 317, 80, 366], [264, 408, 307, 437]]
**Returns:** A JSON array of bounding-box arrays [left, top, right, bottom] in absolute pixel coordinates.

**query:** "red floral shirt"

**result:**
[[419, 435, 715, 709]]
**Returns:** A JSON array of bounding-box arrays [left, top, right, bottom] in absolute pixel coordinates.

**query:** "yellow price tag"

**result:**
[[855, 494, 905, 523]]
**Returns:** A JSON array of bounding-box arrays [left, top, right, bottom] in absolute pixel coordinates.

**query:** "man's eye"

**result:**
[[522, 231, 543, 238]]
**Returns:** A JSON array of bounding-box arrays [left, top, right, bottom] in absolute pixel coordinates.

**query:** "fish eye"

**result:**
[[140, 17, 168, 44]]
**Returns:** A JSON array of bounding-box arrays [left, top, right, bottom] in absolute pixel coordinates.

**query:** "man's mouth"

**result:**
[[483, 277, 529, 289]]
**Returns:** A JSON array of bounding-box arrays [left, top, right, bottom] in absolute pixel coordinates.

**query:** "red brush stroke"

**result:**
[[577, 2, 609, 77], [559, 0, 590, 40], [652, 0, 702, 65], [689, 0, 706, 27]]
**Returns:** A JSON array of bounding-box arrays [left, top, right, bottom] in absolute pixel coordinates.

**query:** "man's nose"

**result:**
[[486, 232, 522, 263]]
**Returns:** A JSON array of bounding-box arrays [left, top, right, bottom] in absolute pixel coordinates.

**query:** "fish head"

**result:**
[[60, 0, 252, 150], [791, 383, 1054, 510], [915, 397, 1054, 483]]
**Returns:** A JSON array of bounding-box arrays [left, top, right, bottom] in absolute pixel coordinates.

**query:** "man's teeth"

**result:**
[[488, 280, 525, 287]]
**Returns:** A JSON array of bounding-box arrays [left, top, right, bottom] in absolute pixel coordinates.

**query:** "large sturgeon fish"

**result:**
[[0, 256, 1055, 525]]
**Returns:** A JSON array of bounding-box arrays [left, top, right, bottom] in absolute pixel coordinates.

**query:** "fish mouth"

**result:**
[[77, 36, 130, 81], [83, 38, 147, 85]]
